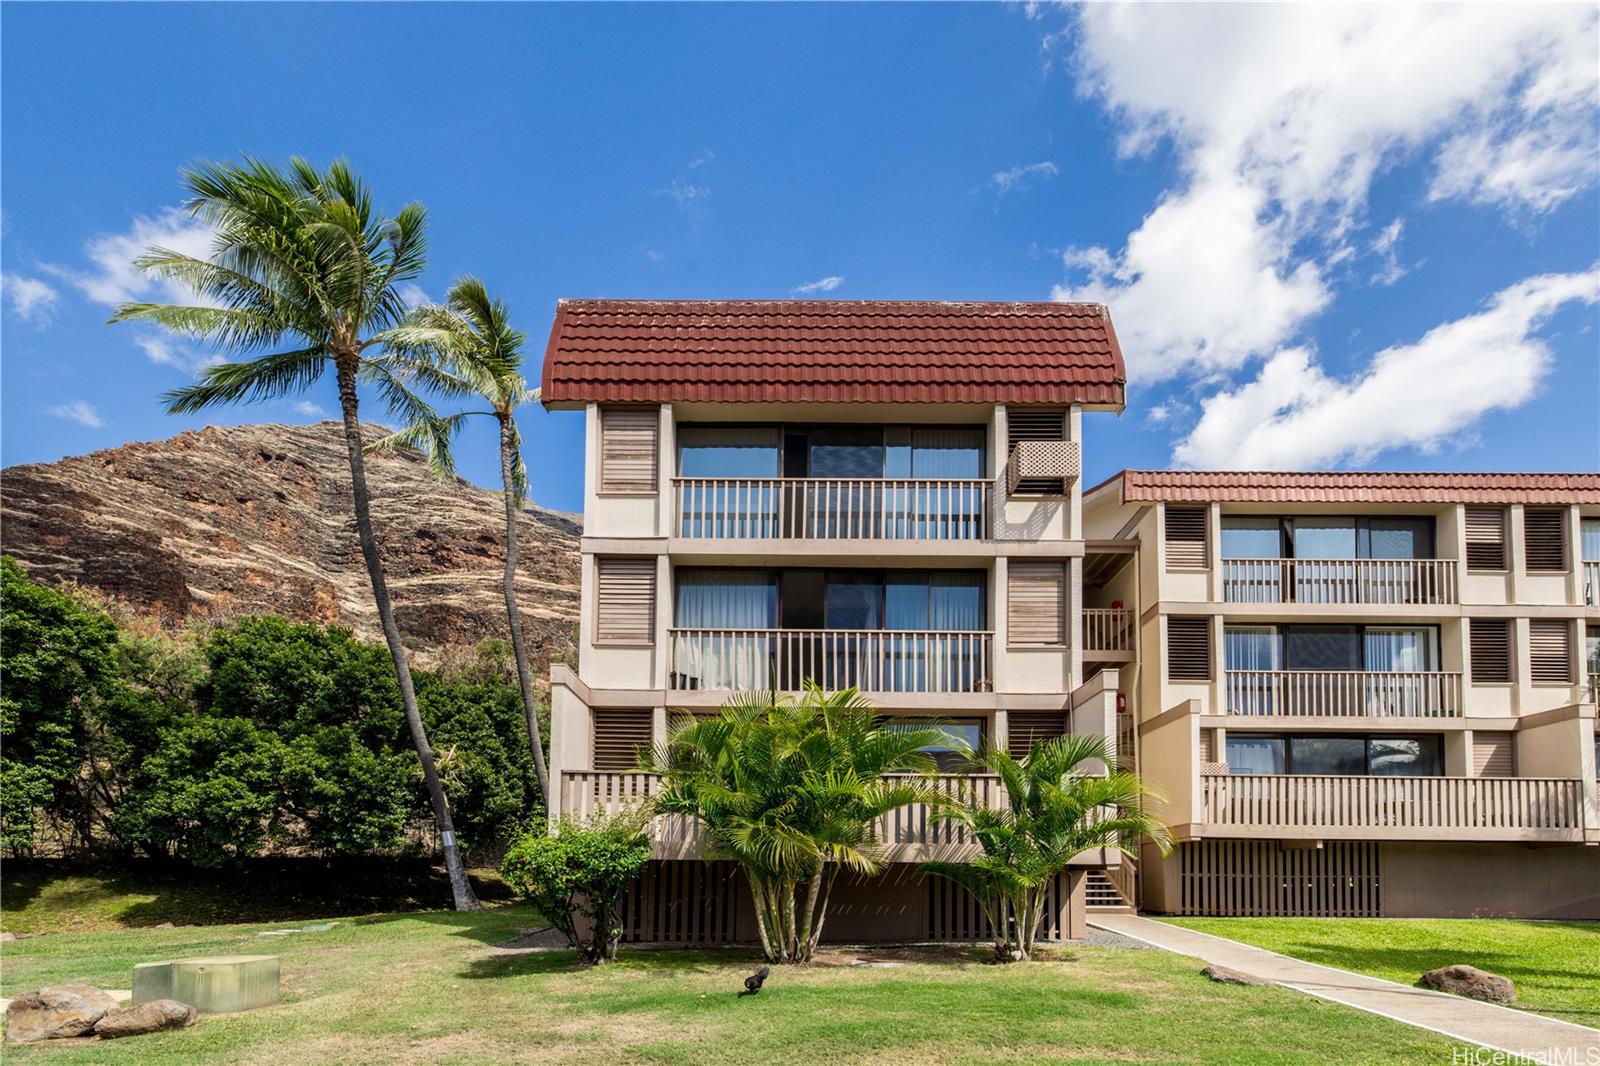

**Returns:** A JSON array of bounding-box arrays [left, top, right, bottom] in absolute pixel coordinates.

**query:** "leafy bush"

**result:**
[[500, 810, 651, 963]]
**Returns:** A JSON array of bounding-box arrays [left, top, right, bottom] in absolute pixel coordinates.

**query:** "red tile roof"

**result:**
[[540, 300, 1126, 408], [1092, 470, 1600, 505]]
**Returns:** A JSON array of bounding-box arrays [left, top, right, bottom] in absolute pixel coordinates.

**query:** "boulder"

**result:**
[[1202, 964, 1272, 987], [1419, 965, 1515, 1004], [94, 999, 198, 1039], [5, 985, 119, 1043]]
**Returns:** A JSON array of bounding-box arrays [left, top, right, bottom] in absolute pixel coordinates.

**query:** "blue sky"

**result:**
[[3, 3, 1597, 514]]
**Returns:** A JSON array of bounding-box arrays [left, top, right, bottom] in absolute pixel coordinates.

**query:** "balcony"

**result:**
[[1222, 558, 1458, 606], [673, 477, 993, 541], [1224, 670, 1463, 718], [1584, 560, 1599, 606], [1198, 774, 1589, 842], [1083, 607, 1134, 657], [668, 627, 994, 693], [561, 770, 1005, 861]]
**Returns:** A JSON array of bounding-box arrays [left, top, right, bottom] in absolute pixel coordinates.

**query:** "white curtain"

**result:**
[[1224, 626, 1278, 715], [674, 571, 775, 689]]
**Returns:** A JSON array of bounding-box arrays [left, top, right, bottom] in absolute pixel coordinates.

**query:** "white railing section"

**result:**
[[1083, 608, 1134, 653], [673, 477, 993, 540], [1583, 561, 1600, 606], [668, 628, 993, 693], [1200, 774, 1587, 834], [1224, 670, 1463, 718], [1222, 558, 1458, 605]]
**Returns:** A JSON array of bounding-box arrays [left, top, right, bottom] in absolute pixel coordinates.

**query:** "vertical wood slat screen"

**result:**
[[1007, 408, 1067, 494], [1528, 619, 1574, 683], [596, 557, 657, 644], [1472, 733, 1515, 777], [1163, 506, 1209, 569], [1179, 841, 1380, 917], [1166, 616, 1212, 680], [1464, 507, 1507, 571], [1007, 711, 1067, 759], [1468, 619, 1513, 683], [591, 708, 654, 772], [1198, 728, 1215, 763], [1007, 563, 1066, 646], [599, 407, 659, 493], [1523, 508, 1568, 572]]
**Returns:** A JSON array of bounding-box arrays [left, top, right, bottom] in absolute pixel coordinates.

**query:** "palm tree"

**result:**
[[109, 156, 480, 910], [642, 683, 952, 963], [371, 278, 550, 806], [923, 734, 1170, 960]]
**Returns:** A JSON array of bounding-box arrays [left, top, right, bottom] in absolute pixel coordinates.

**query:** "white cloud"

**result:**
[[1173, 268, 1600, 470], [792, 275, 844, 296], [290, 400, 328, 418], [687, 150, 716, 170], [1053, 3, 1599, 381], [644, 248, 664, 264], [2, 273, 58, 323], [43, 207, 216, 308], [395, 283, 431, 310], [1368, 219, 1410, 287], [46, 400, 103, 429], [658, 179, 711, 215], [984, 161, 1059, 198], [134, 333, 223, 375]]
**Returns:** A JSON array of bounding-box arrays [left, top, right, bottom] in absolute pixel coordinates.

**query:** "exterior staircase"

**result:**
[[1085, 868, 1136, 913]]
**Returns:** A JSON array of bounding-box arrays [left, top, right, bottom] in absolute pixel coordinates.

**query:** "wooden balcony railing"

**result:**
[[668, 628, 993, 693], [1199, 774, 1588, 840], [1083, 608, 1134, 654], [1583, 561, 1600, 606], [1223, 670, 1463, 718], [1222, 558, 1458, 605], [560, 770, 1007, 859], [673, 477, 993, 540]]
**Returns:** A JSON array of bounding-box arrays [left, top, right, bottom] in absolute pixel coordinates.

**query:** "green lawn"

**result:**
[[1165, 917, 1600, 1025], [0, 905, 1464, 1064], [0, 859, 512, 935]]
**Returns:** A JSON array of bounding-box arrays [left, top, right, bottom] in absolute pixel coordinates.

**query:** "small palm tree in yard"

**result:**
[[642, 683, 953, 963], [924, 734, 1170, 961], [110, 157, 479, 910], [374, 277, 552, 806]]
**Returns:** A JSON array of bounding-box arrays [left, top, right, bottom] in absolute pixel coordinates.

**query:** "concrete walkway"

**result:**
[[1089, 915, 1600, 1062]]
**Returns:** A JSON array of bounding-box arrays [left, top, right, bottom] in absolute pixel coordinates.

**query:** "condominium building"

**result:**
[[540, 297, 1600, 939], [540, 300, 1133, 942], [1084, 472, 1600, 919]]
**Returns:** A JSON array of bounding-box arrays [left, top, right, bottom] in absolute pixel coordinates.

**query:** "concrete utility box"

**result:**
[[133, 955, 280, 1013]]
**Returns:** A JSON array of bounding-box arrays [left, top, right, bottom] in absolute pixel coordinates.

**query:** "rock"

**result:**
[[0, 932, 15, 942], [154, 922, 175, 930], [1419, 965, 1515, 1004], [5, 985, 119, 1042], [93, 999, 197, 1039], [0, 423, 581, 665], [1202, 964, 1272, 987]]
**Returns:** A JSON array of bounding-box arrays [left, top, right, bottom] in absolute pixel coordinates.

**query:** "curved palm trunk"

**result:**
[[336, 361, 479, 911], [496, 413, 551, 806]]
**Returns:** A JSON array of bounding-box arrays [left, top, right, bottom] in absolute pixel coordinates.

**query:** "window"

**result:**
[[1007, 563, 1065, 646], [1583, 519, 1600, 562], [1006, 408, 1067, 494], [1294, 517, 1357, 559], [1464, 507, 1508, 571], [1164, 506, 1209, 569], [1523, 508, 1568, 572], [1220, 517, 1283, 559], [1167, 617, 1212, 680], [592, 709, 652, 772], [677, 426, 779, 477], [1227, 734, 1443, 776], [595, 557, 656, 644], [598, 407, 659, 493], [1528, 619, 1574, 684], [886, 718, 983, 772], [1363, 627, 1438, 672], [1469, 619, 1513, 683]]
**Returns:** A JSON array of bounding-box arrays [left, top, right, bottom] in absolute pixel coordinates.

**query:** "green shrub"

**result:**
[[500, 810, 651, 963]]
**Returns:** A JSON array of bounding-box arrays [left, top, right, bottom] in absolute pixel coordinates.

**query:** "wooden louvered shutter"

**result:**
[[599, 407, 659, 493], [592, 709, 653, 772], [1523, 508, 1568, 572], [1166, 616, 1211, 681], [1008, 562, 1066, 646], [1472, 733, 1515, 777], [1468, 619, 1512, 683], [1007, 712, 1066, 759], [595, 557, 656, 644], [1464, 508, 1507, 571], [1007, 409, 1067, 494], [1198, 728, 1215, 762], [1528, 619, 1574, 683], [1164, 506, 1209, 569]]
